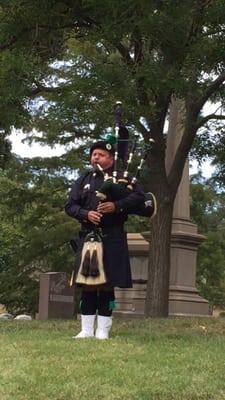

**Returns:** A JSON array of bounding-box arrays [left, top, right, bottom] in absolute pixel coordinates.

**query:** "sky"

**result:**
[[9, 128, 215, 178], [9, 98, 220, 178], [190, 159, 214, 178], [10, 129, 66, 158]]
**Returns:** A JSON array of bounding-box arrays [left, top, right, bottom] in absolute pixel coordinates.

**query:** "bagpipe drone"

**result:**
[[95, 101, 157, 219]]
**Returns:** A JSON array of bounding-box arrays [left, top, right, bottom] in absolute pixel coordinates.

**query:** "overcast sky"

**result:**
[[9, 128, 214, 178], [10, 129, 66, 158], [9, 98, 219, 177]]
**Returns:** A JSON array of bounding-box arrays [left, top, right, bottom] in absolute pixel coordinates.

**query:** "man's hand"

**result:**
[[87, 210, 102, 225], [97, 202, 115, 214]]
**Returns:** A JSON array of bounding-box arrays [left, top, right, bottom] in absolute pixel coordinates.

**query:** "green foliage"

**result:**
[[1, 0, 224, 149], [0, 133, 11, 168], [197, 232, 225, 309], [1, 1, 225, 317], [125, 215, 150, 233], [0, 155, 79, 315], [191, 173, 225, 309]]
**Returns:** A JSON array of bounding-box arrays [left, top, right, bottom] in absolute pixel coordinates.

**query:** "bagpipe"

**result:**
[[95, 101, 157, 219]]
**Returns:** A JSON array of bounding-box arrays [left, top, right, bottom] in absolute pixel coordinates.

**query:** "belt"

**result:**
[[101, 226, 125, 234], [79, 225, 125, 238]]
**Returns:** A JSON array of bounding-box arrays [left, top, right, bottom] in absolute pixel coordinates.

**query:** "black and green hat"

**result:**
[[90, 140, 115, 156]]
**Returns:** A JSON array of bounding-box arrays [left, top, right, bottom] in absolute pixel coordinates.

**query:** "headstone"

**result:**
[[0, 313, 14, 320], [38, 272, 75, 320], [14, 315, 32, 321]]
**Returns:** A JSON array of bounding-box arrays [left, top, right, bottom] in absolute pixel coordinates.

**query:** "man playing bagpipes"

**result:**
[[65, 104, 156, 340]]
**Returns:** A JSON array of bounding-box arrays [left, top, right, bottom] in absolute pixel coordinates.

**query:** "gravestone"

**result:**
[[38, 272, 75, 320]]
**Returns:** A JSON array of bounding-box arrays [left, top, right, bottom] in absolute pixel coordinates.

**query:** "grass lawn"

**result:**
[[0, 317, 225, 400]]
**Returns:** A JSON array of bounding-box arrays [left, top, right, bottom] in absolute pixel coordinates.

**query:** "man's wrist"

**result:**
[[114, 201, 124, 213], [80, 209, 89, 221]]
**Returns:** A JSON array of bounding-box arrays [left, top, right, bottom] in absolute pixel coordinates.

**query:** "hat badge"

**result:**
[[106, 143, 112, 150]]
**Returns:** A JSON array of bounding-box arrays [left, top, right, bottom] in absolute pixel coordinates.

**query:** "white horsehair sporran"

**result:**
[[75, 231, 106, 285]]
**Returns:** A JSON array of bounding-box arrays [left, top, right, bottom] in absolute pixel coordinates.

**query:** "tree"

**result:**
[[1, 1, 225, 316], [190, 173, 225, 310], [0, 155, 78, 315]]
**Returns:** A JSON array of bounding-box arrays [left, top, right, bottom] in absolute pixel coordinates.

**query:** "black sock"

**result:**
[[98, 289, 115, 316], [80, 290, 98, 315]]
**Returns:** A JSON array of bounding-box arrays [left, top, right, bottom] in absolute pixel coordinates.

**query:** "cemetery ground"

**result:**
[[0, 317, 225, 400]]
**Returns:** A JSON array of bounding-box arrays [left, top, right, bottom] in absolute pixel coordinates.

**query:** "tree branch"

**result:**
[[197, 73, 225, 110], [29, 82, 70, 97], [203, 27, 225, 36], [138, 121, 150, 142], [114, 41, 133, 65], [168, 73, 225, 190], [132, 27, 143, 64], [196, 113, 225, 129], [185, 0, 213, 47], [0, 19, 94, 52]]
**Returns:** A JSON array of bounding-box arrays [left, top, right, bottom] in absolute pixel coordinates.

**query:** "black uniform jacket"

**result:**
[[65, 168, 145, 288]]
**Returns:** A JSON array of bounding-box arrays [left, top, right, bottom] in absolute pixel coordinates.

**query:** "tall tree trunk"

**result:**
[[144, 98, 191, 317], [145, 191, 174, 317]]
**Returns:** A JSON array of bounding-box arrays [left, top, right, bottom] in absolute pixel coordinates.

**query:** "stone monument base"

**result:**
[[115, 233, 210, 317]]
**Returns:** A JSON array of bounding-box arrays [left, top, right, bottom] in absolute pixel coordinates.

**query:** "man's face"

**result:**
[[91, 149, 114, 170]]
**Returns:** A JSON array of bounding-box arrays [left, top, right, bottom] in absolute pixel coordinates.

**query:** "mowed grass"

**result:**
[[1, 317, 225, 400]]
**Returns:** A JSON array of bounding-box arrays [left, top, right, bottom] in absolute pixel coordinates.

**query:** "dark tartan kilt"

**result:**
[[73, 227, 132, 288]]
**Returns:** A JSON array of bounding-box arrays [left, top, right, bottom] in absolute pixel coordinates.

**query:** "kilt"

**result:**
[[73, 226, 132, 288]]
